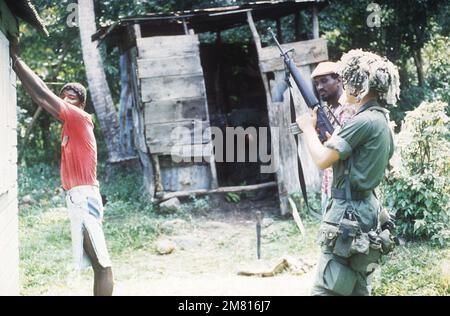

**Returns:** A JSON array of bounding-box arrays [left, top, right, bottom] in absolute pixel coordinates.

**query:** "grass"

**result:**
[[17, 164, 449, 295], [18, 164, 165, 295], [372, 242, 449, 296]]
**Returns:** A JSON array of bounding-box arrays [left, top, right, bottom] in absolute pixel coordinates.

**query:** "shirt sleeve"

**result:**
[[325, 114, 373, 160]]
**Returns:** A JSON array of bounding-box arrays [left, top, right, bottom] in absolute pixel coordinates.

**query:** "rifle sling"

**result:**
[[288, 86, 321, 219]]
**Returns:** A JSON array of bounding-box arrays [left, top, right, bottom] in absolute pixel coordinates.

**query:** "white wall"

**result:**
[[0, 30, 19, 296]]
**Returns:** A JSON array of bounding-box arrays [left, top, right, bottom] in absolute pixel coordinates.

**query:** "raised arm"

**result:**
[[11, 54, 63, 120]]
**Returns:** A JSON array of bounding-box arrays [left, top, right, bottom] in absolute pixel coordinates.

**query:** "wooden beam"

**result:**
[[133, 24, 142, 39], [208, 155, 219, 189], [152, 154, 164, 193], [157, 181, 277, 201], [246, 11, 262, 53], [182, 18, 189, 35], [312, 5, 319, 39], [129, 47, 156, 199]]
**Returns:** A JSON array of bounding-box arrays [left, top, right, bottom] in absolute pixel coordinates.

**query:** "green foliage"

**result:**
[[177, 195, 211, 216], [372, 242, 449, 296], [320, 0, 449, 127], [290, 190, 322, 219], [98, 163, 145, 203], [423, 34, 450, 105], [18, 163, 62, 203], [225, 192, 241, 203], [382, 101, 449, 246], [19, 205, 72, 293], [103, 200, 161, 254]]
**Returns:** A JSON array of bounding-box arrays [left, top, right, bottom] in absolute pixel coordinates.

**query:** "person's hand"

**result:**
[[296, 107, 318, 132]]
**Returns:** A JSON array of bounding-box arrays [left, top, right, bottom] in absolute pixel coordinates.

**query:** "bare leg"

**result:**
[[83, 228, 114, 296]]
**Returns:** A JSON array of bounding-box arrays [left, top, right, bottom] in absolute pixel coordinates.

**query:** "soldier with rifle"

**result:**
[[296, 49, 399, 296], [268, 30, 398, 296]]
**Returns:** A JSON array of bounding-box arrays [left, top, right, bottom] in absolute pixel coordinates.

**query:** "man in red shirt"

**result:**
[[11, 50, 113, 296]]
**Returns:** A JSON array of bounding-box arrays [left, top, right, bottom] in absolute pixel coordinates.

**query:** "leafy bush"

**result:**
[[225, 192, 241, 203], [290, 190, 322, 220], [382, 101, 449, 246]]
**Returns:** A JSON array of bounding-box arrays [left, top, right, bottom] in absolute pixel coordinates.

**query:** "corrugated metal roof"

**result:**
[[5, 0, 48, 36], [93, 0, 327, 44]]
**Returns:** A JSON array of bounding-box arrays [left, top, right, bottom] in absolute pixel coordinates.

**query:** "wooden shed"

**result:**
[[94, 0, 328, 215], [0, 0, 47, 295]]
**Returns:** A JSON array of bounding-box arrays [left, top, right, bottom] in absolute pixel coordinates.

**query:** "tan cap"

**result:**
[[311, 61, 338, 78]]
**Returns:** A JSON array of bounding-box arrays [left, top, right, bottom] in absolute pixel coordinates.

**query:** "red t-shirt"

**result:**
[[59, 101, 98, 190]]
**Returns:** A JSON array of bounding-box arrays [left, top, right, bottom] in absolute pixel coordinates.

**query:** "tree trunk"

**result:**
[[78, 0, 123, 162], [413, 48, 425, 87]]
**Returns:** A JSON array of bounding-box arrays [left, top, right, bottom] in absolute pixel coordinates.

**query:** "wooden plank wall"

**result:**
[[136, 35, 216, 192], [0, 30, 19, 295], [259, 38, 328, 72]]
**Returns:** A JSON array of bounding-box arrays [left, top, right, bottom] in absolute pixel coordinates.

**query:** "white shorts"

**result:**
[[65, 185, 112, 269]]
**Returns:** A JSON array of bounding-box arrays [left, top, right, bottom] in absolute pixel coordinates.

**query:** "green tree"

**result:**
[[319, 0, 449, 125]]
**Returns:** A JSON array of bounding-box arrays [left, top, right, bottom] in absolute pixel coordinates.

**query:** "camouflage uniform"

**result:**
[[311, 100, 394, 296], [321, 99, 356, 214]]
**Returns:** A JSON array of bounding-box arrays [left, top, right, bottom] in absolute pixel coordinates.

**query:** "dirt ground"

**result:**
[[41, 196, 320, 296]]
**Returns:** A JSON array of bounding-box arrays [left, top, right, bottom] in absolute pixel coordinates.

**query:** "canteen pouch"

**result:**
[[333, 218, 359, 258]]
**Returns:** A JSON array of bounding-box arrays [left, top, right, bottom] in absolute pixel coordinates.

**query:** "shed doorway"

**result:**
[[200, 41, 276, 189]]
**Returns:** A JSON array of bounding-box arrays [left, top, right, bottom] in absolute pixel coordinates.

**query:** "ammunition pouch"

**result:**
[[317, 223, 339, 248], [317, 221, 397, 275]]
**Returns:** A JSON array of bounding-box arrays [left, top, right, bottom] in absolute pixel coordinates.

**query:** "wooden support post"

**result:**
[[128, 46, 156, 199], [247, 11, 292, 217], [312, 5, 319, 39], [247, 11, 262, 53], [208, 155, 219, 189], [133, 24, 142, 39], [182, 19, 189, 35], [151, 154, 164, 193]]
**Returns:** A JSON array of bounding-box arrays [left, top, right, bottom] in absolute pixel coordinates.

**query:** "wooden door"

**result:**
[[136, 35, 217, 192]]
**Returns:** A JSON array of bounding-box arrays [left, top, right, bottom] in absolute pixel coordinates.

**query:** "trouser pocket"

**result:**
[[320, 255, 357, 296]]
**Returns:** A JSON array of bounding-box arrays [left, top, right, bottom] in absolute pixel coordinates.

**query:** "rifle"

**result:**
[[267, 28, 336, 142]]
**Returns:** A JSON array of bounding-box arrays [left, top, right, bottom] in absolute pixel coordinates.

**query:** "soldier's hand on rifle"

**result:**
[[296, 107, 318, 133]]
